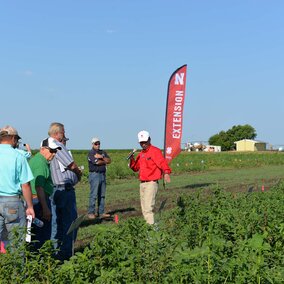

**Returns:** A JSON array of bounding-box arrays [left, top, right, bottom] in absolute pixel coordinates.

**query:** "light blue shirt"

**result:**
[[15, 148, 32, 159], [0, 144, 34, 196]]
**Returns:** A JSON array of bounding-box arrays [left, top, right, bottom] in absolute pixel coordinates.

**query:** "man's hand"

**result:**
[[95, 153, 104, 159], [42, 207, 52, 221], [26, 207, 35, 219], [164, 173, 171, 183], [76, 167, 83, 181]]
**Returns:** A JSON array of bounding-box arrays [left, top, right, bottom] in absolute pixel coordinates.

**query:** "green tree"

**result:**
[[208, 124, 257, 151]]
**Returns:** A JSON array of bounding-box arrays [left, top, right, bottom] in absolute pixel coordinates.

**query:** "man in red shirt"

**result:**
[[129, 130, 171, 225]]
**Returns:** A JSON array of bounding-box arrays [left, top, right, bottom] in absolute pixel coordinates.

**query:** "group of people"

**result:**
[[87, 130, 172, 226], [0, 122, 82, 261], [0, 124, 171, 260]]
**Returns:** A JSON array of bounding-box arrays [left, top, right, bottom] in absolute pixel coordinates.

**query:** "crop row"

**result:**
[[1, 181, 283, 283]]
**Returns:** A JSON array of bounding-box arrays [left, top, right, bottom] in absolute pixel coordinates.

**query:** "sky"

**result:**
[[1, 0, 284, 150]]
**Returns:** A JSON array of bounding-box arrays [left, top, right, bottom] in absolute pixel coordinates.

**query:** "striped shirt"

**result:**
[[49, 140, 78, 186]]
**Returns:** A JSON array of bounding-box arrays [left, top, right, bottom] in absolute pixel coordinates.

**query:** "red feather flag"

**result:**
[[164, 65, 187, 163]]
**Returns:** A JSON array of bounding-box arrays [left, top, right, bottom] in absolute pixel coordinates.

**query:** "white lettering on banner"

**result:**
[[172, 90, 184, 139], [174, 73, 185, 85], [173, 117, 181, 123]]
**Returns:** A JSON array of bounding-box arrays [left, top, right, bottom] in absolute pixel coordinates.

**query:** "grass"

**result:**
[[73, 153, 284, 251]]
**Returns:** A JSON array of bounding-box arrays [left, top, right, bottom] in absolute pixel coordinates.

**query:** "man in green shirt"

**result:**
[[29, 138, 61, 249]]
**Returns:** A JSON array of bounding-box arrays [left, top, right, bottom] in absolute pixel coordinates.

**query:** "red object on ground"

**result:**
[[0, 241, 6, 254], [114, 214, 119, 224], [261, 185, 265, 192]]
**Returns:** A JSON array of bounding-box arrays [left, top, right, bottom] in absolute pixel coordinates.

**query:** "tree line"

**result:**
[[208, 124, 257, 151]]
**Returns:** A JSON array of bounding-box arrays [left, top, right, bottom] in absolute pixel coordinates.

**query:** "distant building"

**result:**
[[184, 142, 221, 152], [234, 139, 267, 152], [204, 145, 222, 152]]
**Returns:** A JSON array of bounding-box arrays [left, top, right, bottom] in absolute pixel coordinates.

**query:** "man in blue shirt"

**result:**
[[0, 125, 35, 247]]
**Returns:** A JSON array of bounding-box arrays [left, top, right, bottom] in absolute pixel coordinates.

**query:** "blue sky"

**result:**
[[1, 1, 283, 150]]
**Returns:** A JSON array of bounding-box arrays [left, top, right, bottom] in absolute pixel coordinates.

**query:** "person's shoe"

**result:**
[[88, 214, 96, 219], [100, 213, 111, 219]]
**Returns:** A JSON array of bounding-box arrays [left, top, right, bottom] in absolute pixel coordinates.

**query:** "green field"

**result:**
[[74, 151, 284, 248], [1, 151, 284, 283]]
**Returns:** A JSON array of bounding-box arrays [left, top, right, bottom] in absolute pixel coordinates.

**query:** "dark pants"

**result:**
[[50, 185, 77, 261], [32, 197, 51, 250], [88, 172, 106, 215]]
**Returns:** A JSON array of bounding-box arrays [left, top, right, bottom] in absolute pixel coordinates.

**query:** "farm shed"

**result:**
[[234, 139, 267, 152]]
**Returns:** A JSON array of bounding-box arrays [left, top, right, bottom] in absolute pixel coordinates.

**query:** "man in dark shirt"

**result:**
[[87, 137, 111, 219]]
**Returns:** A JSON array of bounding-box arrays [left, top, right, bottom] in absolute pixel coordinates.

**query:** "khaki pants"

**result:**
[[139, 181, 158, 225]]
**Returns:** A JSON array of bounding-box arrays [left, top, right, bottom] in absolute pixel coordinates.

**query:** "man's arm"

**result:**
[[95, 151, 111, 165], [129, 155, 140, 172], [68, 161, 83, 180], [96, 156, 111, 165], [22, 182, 35, 218], [35, 186, 51, 221], [152, 148, 171, 183]]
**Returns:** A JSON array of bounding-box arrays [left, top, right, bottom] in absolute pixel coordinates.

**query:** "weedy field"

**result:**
[[75, 151, 284, 247], [1, 151, 284, 283]]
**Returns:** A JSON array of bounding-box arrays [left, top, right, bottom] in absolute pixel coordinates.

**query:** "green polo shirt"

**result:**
[[29, 152, 53, 196]]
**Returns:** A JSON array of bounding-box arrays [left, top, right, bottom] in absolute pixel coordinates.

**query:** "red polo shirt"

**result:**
[[129, 145, 171, 181]]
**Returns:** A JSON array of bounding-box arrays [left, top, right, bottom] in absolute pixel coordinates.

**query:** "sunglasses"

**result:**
[[94, 142, 100, 145], [49, 148, 58, 154]]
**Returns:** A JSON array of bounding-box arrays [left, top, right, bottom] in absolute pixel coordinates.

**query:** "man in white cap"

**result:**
[[0, 125, 35, 247], [87, 137, 111, 219], [29, 138, 62, 250], [129, 130, 171, 225]]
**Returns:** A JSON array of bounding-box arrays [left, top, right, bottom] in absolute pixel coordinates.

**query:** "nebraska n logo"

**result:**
[[175, 72, 185, 85]]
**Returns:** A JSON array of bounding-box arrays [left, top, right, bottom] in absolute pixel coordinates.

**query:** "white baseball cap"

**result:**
[[40, 137, 62, 150], [138, 130, 150, 142], [91, 137, 100, 144]]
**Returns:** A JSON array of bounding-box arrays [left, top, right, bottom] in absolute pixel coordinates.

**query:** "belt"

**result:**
[[54, 184, 65, 188], [0, 195, 20, 199], [54, 183, 73, 187], [54, 183, 73, 191], [140, 180, 158, 183]]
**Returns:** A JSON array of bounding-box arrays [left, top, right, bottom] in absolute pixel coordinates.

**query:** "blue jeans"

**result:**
[[0, 196, 25, 245], [50, 185, 77, 261], [88, 172, 106, 215], [32, 197, 51, 250]]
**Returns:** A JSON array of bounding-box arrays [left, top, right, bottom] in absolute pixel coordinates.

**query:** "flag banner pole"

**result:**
[[164, 64, 188, 164]]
